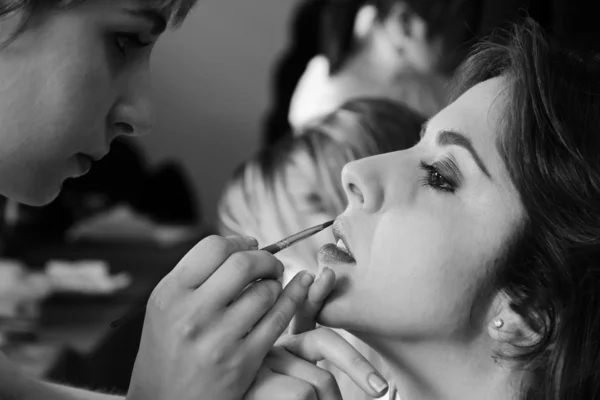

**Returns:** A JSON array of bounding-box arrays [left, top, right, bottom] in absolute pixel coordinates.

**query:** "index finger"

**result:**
[[245, 270, 315, 355], [172, 235, 258, 288], [278, 327, 389, 398]]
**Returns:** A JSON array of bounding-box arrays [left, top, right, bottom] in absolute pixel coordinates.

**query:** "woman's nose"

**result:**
[[341, 156, 384, 213]]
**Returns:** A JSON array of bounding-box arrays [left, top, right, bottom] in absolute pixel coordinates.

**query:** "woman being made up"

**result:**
[[251, 18, 600, 400]]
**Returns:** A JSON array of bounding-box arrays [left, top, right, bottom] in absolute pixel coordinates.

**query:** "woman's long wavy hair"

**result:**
[[452, 18, 600, 399]]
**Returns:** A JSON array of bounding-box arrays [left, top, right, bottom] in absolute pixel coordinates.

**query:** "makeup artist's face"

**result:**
[[0, 0, 163, 205], [317, 77, 525, 341]]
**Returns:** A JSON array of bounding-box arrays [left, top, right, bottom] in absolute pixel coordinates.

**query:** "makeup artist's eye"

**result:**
[[114, 33, 151, 55], [419, 160, 459, 193]]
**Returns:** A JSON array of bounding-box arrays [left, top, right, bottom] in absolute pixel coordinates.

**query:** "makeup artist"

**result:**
[[0, 1, 386, 400]]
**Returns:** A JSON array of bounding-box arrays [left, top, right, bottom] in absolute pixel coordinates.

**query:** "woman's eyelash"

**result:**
[[114, 33, 151, 55], [419, 160, 458, 193]]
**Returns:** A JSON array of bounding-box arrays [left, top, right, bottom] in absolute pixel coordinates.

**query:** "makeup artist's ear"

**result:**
[[381, 1, 427, 52], [487, 292, 543, 348], [353, 4, 378, 43]]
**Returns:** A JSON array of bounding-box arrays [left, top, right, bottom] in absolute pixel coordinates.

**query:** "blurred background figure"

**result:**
[[218, 98, 425, 400], [261, 0, 578, 146], [263, 0, 483, 146], [288, 0, 479, 128]]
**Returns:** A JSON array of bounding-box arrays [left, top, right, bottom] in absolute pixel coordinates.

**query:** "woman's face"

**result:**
[[0, 0, 164, 205], [317, 77, 525, 341]]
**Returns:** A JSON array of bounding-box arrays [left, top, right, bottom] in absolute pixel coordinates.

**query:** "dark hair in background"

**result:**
[[321, 0, 484, 75], [452, 18, 600, 399], [261, 0, 327, 146]]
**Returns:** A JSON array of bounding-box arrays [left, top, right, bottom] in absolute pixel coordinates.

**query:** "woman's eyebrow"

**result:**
[[437, 130, 492, 179]]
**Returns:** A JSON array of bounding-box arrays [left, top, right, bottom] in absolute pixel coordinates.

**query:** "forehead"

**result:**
[[86, 0, 194, 25], [145, 0, 196, 25], [427, 77, 508, 175]]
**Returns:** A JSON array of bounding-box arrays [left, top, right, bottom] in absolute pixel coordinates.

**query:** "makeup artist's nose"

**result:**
[[109, 69, 155, 139], [342, 157, 384, 213]]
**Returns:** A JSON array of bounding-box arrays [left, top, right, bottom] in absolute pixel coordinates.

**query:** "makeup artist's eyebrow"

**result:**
[[125, 8, 167, 35], [437, 130, 492, 179]]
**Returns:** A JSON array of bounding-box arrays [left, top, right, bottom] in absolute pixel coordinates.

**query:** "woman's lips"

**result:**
[[318, 243, 356, 265]]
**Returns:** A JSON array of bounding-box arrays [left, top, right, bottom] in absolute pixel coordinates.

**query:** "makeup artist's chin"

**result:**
[[20, 181, 62, 207]]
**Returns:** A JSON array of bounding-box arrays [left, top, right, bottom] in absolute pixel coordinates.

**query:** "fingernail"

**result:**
[[300, 271, 315, 287], [368, 373, 388, 394]]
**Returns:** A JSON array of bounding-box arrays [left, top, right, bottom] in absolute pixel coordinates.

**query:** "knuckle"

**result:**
[[289, 383, 317, 400], [277, 332, 300, 350], [265, 279, 283, 295], [148, 280, 171, 311], [205, 343, 230, 366], [286, 288, 305, 309], [273, 310, 291, 332], [351, 353, 368, 368], [251, 282, 277, 303], [174, 315, 198, 340], [201, 235, 231, 256], [228, 252, 252, 276], [178, 322, 195, 340], [313, 371, 337, 392]]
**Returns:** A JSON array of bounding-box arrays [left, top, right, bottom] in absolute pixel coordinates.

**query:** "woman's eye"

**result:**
[[419, 161, 456, 193], [114, 33, 151, 55]]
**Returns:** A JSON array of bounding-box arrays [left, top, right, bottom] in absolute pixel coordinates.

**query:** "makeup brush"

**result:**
[[109, 220, 334, 328], [259, 220, 333, 254]]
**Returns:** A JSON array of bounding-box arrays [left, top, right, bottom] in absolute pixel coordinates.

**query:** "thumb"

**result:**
[[289, 267, 336, 335], [278, 327, 389, 398]]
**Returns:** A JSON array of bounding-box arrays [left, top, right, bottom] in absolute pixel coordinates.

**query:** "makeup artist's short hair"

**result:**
[[0, 0, 196, 44], [452, 17, 600, 398], [322, 0, 481, 74], [218, 98, 424, 266]]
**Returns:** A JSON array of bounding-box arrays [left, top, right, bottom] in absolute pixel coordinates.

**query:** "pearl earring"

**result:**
[[493, 319, 504, 329]]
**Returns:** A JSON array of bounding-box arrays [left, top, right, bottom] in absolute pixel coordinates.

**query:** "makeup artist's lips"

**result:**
[[75, 154, 93, 175], [317, 219, 356, 265]]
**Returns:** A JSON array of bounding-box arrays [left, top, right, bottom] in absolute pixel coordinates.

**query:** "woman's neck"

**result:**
[[352, 331, 526, 400]]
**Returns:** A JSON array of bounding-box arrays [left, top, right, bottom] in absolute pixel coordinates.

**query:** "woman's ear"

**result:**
[[487, 292, 543, 348], [353, 4, 378, 42]]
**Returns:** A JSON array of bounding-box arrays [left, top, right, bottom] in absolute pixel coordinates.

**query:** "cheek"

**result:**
[[38, 50, 114, 151], [356, 213, 498, 335]]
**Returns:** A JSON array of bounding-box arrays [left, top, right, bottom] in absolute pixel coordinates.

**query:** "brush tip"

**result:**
[[322, 220, 334, 229]]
